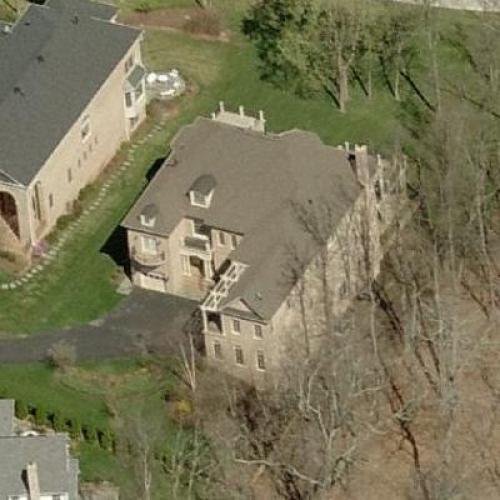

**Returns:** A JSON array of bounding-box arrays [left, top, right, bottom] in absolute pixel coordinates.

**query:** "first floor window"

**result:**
[[141, 236, 157, 254], [213, 341, 223, 360], [48, 193, 54, 208], [235, 346, 244, 365], [256, 350, 266, 371], [67, 168, 72, 183], [181, 255, 191, 275], [125, 91, 133, 107]]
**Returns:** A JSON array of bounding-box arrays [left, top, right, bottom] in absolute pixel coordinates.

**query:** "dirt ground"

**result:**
[[118, 7, 229, 41]]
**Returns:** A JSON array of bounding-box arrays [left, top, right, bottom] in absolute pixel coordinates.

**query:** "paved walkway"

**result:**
[[0, 290, 198, 363]]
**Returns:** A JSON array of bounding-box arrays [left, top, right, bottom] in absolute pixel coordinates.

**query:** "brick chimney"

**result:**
[[26, 462, 41, 500]]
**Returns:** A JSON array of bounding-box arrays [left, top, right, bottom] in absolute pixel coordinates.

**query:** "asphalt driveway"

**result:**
[[0, 290, 199, 363]]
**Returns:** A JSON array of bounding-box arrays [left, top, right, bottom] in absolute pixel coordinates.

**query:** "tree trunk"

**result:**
[[339, 67, 349, 113]]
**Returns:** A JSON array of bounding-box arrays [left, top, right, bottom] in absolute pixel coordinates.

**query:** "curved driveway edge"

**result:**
[[0, 290, 198, 364]]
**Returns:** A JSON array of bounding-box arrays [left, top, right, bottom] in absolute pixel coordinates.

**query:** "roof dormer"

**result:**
[[189, 174, 216, 208], [139, 203, 158, 228]]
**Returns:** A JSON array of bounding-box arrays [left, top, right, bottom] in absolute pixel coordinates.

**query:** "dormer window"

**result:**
[[189, 174, 216, 208], [139, 204, 158, 228]]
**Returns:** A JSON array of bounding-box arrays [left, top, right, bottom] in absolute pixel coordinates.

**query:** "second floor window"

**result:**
[[235, 346, 244, 365], [230, 234, 238, 249], [218, 230, 226, 246], [232, 319, 241, 334], [125, 91, 133, 108], [254, 324, 263, 339], [141, 236, 157, 254], [125, 54, 134, 73], [81, 115, 91, 142]]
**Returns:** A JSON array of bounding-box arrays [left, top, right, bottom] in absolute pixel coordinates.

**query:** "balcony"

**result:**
[[131, 247, 167, 267], [183, 236, 211, 255]]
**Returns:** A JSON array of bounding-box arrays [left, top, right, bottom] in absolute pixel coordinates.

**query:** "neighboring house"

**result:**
[[0, 399, 79, 500], [122, 104, 406, 383], [0, 0, 146, 260]]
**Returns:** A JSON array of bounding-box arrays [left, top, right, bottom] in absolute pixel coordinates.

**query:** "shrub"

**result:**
[[52, 411, 66, 433], [83, 424, 98, 445], [15, 400, 28, 420], [69, 418, 82, 440], [34, 405, 47, 427], [134, 0, 152, 13], [98, 428, 113, 451], [46, 340, 76, 371]]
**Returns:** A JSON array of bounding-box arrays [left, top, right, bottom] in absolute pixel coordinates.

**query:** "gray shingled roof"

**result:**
[[47, 0, 118, 21], [0, 399, 79, 498], [0, 435, 79, 498], [0, 399, 14, 436], [123, 118, 362, 320], [0, 1, 140, 185]]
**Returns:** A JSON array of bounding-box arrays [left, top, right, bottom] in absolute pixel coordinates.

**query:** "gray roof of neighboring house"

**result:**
[[123, 117, 363, 320], [0, 399, 14, 436], [0, 1, 140, 186], [47, 0, 118, 21], [0, 399, 79, 498], [0, 435, 79, 498]]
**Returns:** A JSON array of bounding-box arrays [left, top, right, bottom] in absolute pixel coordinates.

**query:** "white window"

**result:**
[[254, 324, 263, 339], [141, 236, 157, 254], [81, 115, 91, 142], [140, 214, 155, 228], [232, 319, 241, 334], [125, 91, 133, 108], [218, 231, 226, 246], [190, 191, 208, 208], [230, 234, 238, 249], [256, 350, 266, 371], [181, 255, 191, 276], [234, 346, 244, 366], [213, 341, 223, 360], [67, 168, 72, 183]]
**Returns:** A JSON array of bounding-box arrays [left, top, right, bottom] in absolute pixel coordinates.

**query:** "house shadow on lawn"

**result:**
[[146, 155, 167, 182], [101, 225, 130, 274]]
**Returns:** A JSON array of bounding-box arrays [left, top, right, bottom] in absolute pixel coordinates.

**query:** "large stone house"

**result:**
[[0, 399, 79, 500], [122, 104, 406, 383], [0, 0, 146, 260]]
